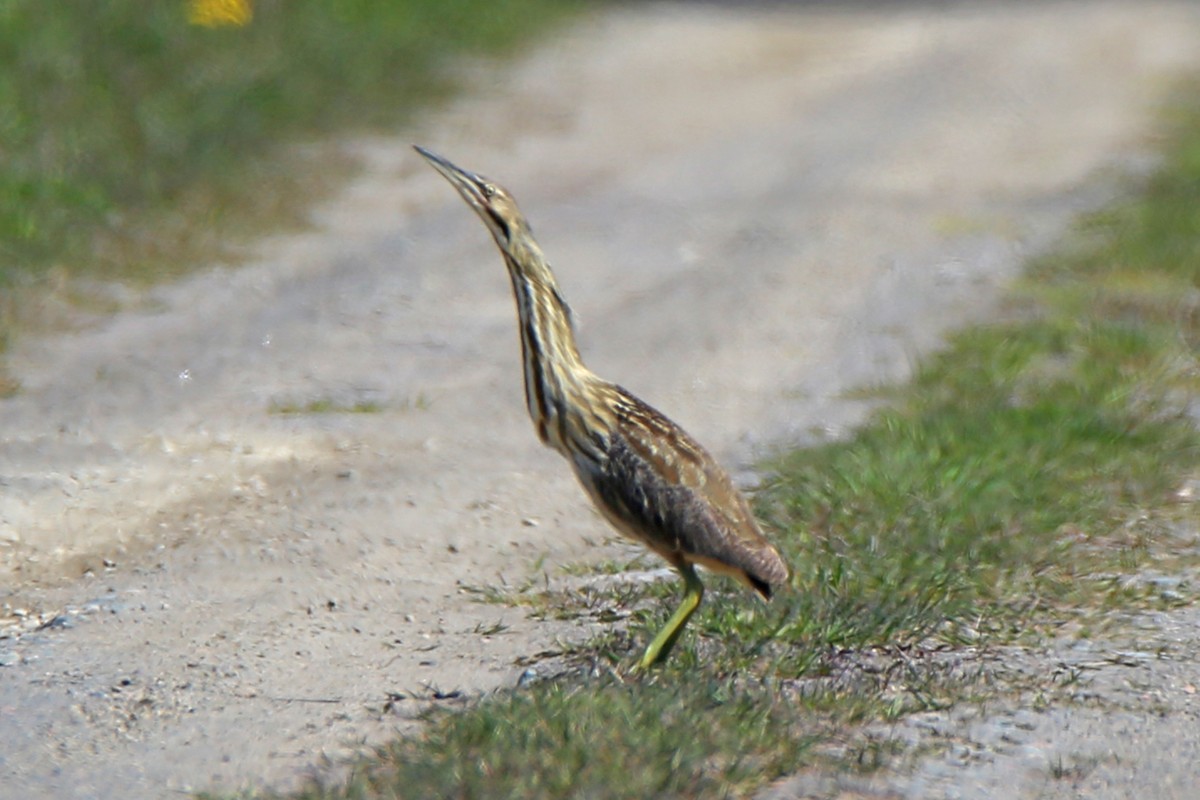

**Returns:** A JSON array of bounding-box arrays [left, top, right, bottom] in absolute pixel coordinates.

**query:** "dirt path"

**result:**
[[2, 2, 1198, 797]]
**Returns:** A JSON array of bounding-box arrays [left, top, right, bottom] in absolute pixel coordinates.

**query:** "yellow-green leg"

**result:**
[[637, 562, 704, 670]]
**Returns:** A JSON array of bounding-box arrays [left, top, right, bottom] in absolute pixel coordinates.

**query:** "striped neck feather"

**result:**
[[503, 245, 605, 455]]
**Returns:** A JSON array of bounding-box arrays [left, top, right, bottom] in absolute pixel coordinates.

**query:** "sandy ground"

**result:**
[[2, 2, 1199, 797]]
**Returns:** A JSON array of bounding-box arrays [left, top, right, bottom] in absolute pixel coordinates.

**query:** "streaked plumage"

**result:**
[[415, 146, 789, 668]]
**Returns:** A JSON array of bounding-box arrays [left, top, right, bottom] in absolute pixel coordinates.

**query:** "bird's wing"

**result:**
[[578, 388, 789, 595]]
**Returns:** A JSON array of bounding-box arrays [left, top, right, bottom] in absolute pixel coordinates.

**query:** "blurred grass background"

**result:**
[[0, 0, 575, 287]]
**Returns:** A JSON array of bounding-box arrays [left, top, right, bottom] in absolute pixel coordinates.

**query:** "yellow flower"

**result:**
[[187, 0, 252, 28]]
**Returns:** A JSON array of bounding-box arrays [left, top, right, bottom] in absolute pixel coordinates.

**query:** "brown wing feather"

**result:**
[[573, 387, 789, 596]]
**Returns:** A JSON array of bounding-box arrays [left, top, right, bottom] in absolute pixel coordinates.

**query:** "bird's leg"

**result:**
[[637, 562, 704, 670]]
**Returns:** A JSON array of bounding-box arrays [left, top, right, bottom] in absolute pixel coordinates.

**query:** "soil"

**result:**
[[2, 2, 1198, 797]]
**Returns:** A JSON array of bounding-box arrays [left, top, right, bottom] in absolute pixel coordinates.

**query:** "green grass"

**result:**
[[0, 0, 578, 380], [267, 391, 434, 415], [0, 0, 576, 277], [269, 393, 435, 414], [240, 86, 1200, 799], [308, 680, 819, 800], [267, 398, 384, 415], [761, 315, 1197, 644]]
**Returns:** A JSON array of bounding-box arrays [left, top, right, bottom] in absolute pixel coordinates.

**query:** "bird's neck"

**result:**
[[503, 243, 608, 456]]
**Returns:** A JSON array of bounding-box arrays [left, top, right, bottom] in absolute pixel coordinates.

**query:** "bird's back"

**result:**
[[570, 385, 790, 597]]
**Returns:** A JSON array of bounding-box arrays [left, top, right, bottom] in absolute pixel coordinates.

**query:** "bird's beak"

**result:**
[[414, 145, 514, 245], [414, 145, 485, 203]]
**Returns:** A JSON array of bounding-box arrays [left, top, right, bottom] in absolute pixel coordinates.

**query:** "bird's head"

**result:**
[[414, 146, 529, 254]]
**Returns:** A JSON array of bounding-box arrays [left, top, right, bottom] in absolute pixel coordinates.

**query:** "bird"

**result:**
[[414, 146, 790, 669]]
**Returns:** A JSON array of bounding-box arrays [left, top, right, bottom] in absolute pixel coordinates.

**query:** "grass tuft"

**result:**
[[309, 679, 816, 800]]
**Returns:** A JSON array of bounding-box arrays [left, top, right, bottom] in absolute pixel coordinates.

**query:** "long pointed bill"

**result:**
[[414, 145, 488, 206], [414, 145, 476, 182], [413, 145, 510, 244]]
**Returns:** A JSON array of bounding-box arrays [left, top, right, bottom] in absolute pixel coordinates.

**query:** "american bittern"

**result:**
[[415, 146, 789, 669]]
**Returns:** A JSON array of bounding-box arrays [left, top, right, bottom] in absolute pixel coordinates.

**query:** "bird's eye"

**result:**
[[482, 184, 496, 199]]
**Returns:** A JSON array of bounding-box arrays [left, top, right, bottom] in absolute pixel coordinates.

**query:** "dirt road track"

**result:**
[[2, 2, 1198, 797]]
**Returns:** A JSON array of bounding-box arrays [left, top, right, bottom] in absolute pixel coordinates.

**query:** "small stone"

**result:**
[[40, 615, 72, 631], [1175, 478, 1200, 501]]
